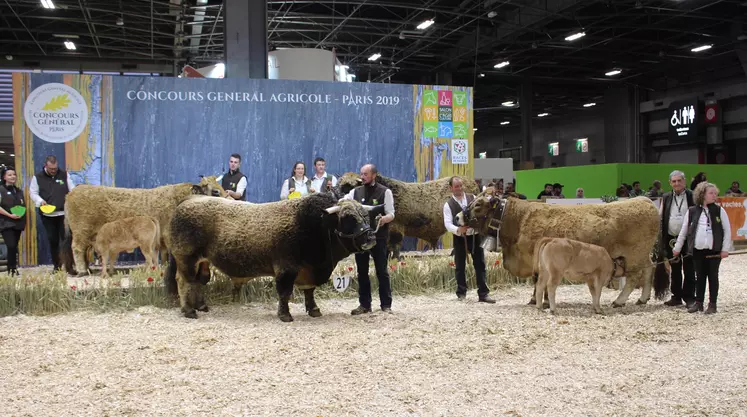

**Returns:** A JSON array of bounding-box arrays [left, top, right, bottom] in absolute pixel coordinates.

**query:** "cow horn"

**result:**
[[325, 206, 342, 214], [356, 178, 363, 183]]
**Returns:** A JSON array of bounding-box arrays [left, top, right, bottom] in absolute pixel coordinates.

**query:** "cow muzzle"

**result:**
[[336, 224, 376, 252], [211, 189, 221, 197]]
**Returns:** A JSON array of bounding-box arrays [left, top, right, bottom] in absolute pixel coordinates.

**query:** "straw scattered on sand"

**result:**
[[1, 256, 746, 416]]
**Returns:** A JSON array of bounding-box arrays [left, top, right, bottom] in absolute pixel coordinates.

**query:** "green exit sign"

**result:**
[[575, 138, 588, 152], [548, 142, 559, 156]]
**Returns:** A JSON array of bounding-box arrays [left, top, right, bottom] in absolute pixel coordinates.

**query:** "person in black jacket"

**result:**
[[672, 182, 732, 314], [0, 166, 26, 276], [29, 155, 75, 272], [659, 170, 696, 308]]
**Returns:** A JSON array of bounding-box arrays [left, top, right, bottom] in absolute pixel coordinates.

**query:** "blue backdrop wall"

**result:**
[[12, 73, 474, 266]]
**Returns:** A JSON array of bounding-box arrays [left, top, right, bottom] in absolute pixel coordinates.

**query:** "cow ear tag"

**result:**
[[40, 205, 56, 214], [10, 206, 26, 217], [332, 274, 351, 292]]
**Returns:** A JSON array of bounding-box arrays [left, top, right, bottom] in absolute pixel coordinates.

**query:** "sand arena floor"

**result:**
[[1, 255, 746, 416]]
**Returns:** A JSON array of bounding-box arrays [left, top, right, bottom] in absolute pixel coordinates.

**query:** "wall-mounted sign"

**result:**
[[548, 142, 559, 156], [451, 139, 469, 164], [575, 138, 588, 153], [668, 98, 701, 143], [705, 103, 719, 124]]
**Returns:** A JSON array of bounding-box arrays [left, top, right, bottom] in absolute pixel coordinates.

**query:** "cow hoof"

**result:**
[[307, 308, 322, 318], [182, 308, 198, 319], [196, 304, 209, 312], [527, 299, 536, 305], [543, 301, 550, 309], [612, 302, 625, 308], [635, 299, 647, 305], [278, 313, 294, 323]]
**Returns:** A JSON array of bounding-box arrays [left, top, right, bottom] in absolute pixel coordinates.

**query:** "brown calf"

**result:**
[[93, 216, 161, 277], [533, 237, 626, 315]]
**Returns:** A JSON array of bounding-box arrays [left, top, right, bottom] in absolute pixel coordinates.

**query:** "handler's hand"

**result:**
[[672, 250, 680, 258], [457, 226, 469, 236], [309, 187, 316, 193], [8, 214, 20, 220], [720, 251, 729, 259]]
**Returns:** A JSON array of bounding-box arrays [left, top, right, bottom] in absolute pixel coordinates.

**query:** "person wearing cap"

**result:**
[[552, 183, 565, 198]]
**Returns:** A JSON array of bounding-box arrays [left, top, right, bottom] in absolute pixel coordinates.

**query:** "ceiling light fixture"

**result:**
[[487, 11, 497, 18], [502, 101, 514, 106], [10, 154, 14, 157], [116, 17, 124, 26], [473, 128, 478, 131], [537, 113, 549, 117], [565, 31, 585, 41], [478, 73, 485, 78], [605, 69, 622, 76], [691, 44, 712, 52], [41, 0, 55, 9], [500, 121, 510, 125], [368, 53, 381, 61], [493, 61, 509, 69], [583, 102, 596, 107], [64, 41, 76, 50], [416, 19, 434, 30]]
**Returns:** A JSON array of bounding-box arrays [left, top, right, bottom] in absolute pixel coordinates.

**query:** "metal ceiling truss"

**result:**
[[0, 0, 744, 125]]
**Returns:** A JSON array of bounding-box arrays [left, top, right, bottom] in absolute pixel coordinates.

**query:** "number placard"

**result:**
[[333, 275, 352, 292]]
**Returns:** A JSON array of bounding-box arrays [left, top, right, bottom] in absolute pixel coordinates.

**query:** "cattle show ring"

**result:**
[[1, 72, 746, 416]]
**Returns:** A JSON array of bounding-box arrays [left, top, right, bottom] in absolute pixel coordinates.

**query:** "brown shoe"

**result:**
[[704, 303, 717, 315], [351, 306, 372, 315], [479, 296, 496, 304], [664, 297, 683, 306]]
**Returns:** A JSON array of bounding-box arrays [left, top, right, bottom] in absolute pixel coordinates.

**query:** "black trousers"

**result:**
[[1, 228, 23, 272], [692, 249, 721, 304], [40, 214, 66, 270], [667, 234, 696, 302], [354, 237, 392, 309], [453, 234, 489, 298]]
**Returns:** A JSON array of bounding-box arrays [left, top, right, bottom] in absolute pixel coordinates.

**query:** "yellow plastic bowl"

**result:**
[[40, 205, 56, 214], [288, 191, 302, 200]]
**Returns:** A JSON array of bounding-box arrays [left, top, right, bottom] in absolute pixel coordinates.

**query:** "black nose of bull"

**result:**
[[211, 189, 221, 197]]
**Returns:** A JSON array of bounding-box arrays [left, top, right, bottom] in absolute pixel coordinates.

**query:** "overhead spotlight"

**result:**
[[399, 32, 406, 40], [501, 101, 514, 106], [40, 0, 55, 9], [537, 113, 549, 117], [494, 61, 509, 69], [0, 151, 4, 154], [487, 11, 497, 18], [565, 31, 585, 41], [416, 19, 434, 30], [10, 154, 14, 157], [473, 128, 478, 131], [116, 17, 124, 26], [583, 102, 596, 107], [64, 41, 76, 50], [478, 73, 485, 78], [605, 69, 622, 76], [368, 53, 381, 61], [691, 44, 712, 52], [500, 121, 510, 125], [5, 55, 12, 61]]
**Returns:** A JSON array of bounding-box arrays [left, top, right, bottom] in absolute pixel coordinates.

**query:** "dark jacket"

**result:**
[[0, 185, 26, 232], [683, 204, 725, 256]]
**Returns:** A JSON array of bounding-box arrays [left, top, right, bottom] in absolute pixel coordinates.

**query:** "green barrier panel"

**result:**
[[515, 164, 621, 198], [516, 163, 746, 198]]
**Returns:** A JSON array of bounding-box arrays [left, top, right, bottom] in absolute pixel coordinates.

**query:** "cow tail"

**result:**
[[532, 239, 545, 282], [60, 215, 77, 275], [652, 232, 670, 300], [151, 218, 162, 257], [164, 254, 179, 298], [653, 262, 670, 300]]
